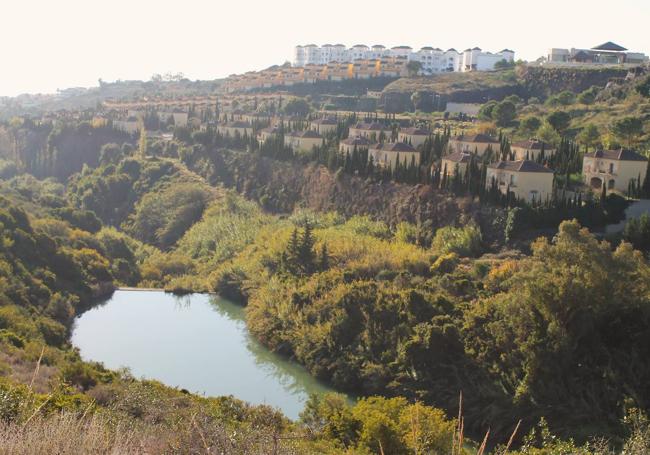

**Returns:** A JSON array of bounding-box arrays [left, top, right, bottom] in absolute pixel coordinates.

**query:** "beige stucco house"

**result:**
[[339, 136, 372, 155], [310, 118, 338, 135], [582, 149, 648, 193], [448, 133, 499, 156], [441, 151, 472, 178], [486, 160, 554, 203], [368, 142, 420, 169], [217, 121, 252, 137], [511, 139, 556, 161], [257, 126, 281, 144], [284, 130, 324, 153], [348, 122, 390, 140], [398, 127, 430, 148]]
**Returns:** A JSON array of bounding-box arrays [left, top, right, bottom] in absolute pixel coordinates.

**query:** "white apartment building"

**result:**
[[293, 44, 515, 73]]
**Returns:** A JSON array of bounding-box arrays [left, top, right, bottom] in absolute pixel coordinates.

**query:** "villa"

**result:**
[[448, 134, 500, 156], [348, 122, 390, 140], [217, 121, 252, 137], [257, 126, 281, 144], [284, 130, 324, 153], [368, 142, 420, 169], [339, 136, 372, 156], [582, 149, 648, 193], [511, 139, 556, 161], [441, 151, 473, 178], [486, 160, 554, 202], [398, 127, 430, 148], [310, 118, 338, 135]]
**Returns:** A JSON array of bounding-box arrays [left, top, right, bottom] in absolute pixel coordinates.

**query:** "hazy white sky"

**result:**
[[2, 0, 649, 96]]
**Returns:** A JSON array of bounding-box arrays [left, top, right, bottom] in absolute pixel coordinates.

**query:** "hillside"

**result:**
[[379, 64, 644, 112]]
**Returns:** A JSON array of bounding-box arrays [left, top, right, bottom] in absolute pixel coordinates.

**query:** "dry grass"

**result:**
[[0, 411, 311, 455]]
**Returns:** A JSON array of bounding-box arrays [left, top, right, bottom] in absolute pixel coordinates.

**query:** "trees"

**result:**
[[282, 97, 311, 117], [611, 116, 644, 147], [546, 111, 571, 135], [492, 101, 517, 127], [577, 124, 601, 151], [536, 122, 561, 145], [478, 101, 498, 121], [577, 86, 600, 105], [410, 91, 423, 111], [520, 116, 542, 137], [406, 60, 422, 77]]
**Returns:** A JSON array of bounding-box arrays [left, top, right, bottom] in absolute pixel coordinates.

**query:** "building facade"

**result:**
[[293, 44, 515, 73], [511, 139, 556, 161], [368, 142, 420, 169], [448, 134, 500, 156], [582, 149, 648, 193], [486, 160, 554, 202], [547, 42, 647, 65]]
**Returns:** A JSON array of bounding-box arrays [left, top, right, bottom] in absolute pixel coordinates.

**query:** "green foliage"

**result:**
[[431, 223, 482, 257], [546, 111, 571, 134], [492, 100, 517, 127], [520, 116, 542, 136], [126, 181, 210, 249], [611, 116, 644, 147], [283, 97, 311, 117], [623, 213, 650, 254]]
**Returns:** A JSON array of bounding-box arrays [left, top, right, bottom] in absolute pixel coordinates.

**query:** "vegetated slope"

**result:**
[[0, 120, 135, 180], [380, 65, 641, 112], [183, 147, 469, 230]]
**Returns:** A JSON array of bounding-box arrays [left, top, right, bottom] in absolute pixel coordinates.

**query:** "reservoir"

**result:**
[[71, 290, 338, 419]]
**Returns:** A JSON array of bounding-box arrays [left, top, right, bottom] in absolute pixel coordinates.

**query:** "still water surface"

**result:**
[[71, 290, 339, 419]]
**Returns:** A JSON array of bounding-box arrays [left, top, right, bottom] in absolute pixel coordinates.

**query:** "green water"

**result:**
[[71, 290, 340, 419]]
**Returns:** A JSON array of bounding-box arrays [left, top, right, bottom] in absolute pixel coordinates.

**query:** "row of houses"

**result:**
[[441, 134, 649, 202], [222, 57, 410, 93], [294, 44, 515, 73], [216, 114, 649, 203]]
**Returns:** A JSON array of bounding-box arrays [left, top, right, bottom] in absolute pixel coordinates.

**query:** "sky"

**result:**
[[2, 0, 649, 96]]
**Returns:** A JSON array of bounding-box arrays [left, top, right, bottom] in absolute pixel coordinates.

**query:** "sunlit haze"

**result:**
[[3, 0, 649, 96]]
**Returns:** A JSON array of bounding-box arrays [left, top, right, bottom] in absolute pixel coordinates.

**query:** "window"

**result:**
[[609, 163, 614, 173]]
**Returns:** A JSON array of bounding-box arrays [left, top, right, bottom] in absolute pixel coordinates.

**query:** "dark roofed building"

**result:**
[[592, 41, 628, 52]]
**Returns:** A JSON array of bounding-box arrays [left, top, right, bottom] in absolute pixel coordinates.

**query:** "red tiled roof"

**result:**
[[487, 160, 553, 173], [584, 149, 647, 162], [452, 134, 499, 144]]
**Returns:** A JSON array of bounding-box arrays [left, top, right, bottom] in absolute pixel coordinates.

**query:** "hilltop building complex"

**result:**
[[293, 44, 515, 73]]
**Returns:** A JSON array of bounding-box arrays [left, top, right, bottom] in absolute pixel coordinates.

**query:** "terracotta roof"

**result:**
[[371, 142, 417, 152], [511, 139, 555, 150], [288, 130, 323, 138], [225, 121, 251, 128], [472, 47, 482, 51], [452, 134, 499, 144], [444, 151, 472, 163], [312, 118, 338, 125], [400, 127, 430, 136], [420, 46, 435, 51], [341, 136, 372, 146], [487, 160, 553, 173], [500, 49, 515, 53], [352, 122, 388, 131], [259, 126, 280, 134], [372, 44, 386, 48], [592, 41, 627, 52], [392, 45, 412, 50], [447, 48, 458, 52], [584, 149, 647, 162]]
